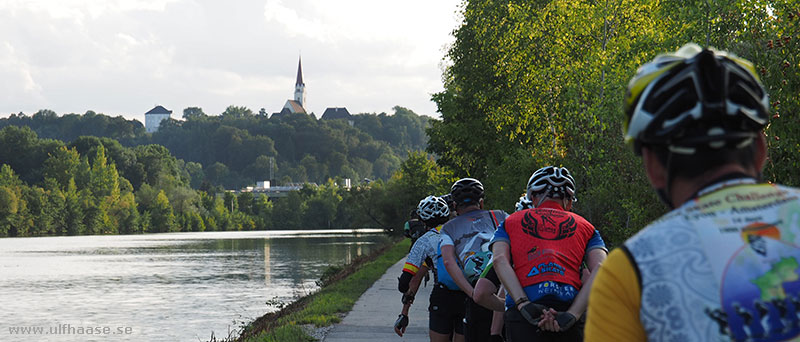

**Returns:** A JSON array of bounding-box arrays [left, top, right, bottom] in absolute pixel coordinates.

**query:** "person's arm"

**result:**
[[406, 264, 427, 299], [394, 302, 411, 337], [490, 285, 506, 336], [538, 248, 607, 332], [441, 244, 474, 296], [492, 241, 526, 308], [473, 278, 504, 312], [585, 248, 645, 341], [395, 264, 427, 337], [399, 232, 431, 292]]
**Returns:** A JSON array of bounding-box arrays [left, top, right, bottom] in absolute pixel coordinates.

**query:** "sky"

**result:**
[[0, 0, 463, 123]]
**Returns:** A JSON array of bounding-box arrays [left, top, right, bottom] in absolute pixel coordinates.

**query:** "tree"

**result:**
[[221, 105, 254, 118], [149, 190, 176, 232], [183, 107, 207, 120], [44, 146, 83, 189]]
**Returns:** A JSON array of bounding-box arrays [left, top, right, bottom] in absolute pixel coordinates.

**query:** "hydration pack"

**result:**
[[435, 210, 502, 290]]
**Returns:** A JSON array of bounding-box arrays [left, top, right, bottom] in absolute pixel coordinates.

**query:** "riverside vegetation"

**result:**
[[0, 106, 453, 237], [217, 239, 412, 342]]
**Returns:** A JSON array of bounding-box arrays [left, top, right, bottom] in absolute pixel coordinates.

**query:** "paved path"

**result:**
[[323, 258, 433, 342]]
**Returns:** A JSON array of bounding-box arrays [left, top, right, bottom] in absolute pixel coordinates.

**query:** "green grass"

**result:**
[[239, 239, 411, 342]]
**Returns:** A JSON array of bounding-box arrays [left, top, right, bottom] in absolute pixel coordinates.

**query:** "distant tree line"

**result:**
[[0, 106, 430, 190], [0, 125, 449, 237]]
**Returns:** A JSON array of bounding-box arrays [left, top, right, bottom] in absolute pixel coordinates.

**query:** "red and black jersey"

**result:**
[[499, 201, 597, 290]]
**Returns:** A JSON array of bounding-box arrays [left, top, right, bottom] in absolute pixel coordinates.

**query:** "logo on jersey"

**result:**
[[521, 210, 577, 240]]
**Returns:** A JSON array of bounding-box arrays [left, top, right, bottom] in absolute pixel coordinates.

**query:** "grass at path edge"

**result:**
[[231, 238, 411, 342]]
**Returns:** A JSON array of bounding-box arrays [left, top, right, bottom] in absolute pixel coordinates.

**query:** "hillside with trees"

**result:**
[[0, 124, 452, 237], [0, 105, 430, 189]]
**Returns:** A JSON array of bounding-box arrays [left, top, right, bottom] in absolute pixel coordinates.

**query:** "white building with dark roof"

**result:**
[[321, 107, 353, 126], [145, 105, 172, 133]]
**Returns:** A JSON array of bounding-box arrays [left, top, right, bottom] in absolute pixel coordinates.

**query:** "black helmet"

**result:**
[[450, 178, 484, 205], [624, 43, 769, 155]]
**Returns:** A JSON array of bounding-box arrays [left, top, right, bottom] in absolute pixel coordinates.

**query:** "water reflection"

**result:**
[[0, 230, 388, 342]]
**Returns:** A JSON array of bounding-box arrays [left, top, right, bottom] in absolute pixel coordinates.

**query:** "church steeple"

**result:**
[[296, 57, 304, 86], [294, 56, 305, 107]]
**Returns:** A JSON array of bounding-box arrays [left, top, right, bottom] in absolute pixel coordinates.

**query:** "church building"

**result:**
[[280, 57, 307, 115]]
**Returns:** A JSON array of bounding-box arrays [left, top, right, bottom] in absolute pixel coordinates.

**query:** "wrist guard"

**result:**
[[519, 302, 548, 326], [555, 312, 577, 331], [401, 293, 415, 305], [394, 313, 409, 330]]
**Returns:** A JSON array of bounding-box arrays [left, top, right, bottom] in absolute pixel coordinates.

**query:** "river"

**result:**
[[0, 229, 390, 341]]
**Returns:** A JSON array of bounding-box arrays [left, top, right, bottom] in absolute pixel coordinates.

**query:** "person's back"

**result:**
[[440, 209, 503, 270], [625, 181, 800, 340], [501, 201, 597, 299], [492, 166, 606, 342], [439, 178, 508, 342], [586, 43, 800, 341]]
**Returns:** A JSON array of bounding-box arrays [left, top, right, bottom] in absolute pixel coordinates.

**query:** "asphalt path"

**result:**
[[323, 258, 433, 342]]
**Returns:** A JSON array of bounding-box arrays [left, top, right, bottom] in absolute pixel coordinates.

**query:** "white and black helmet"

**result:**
[[526, 166, 576, 202], [417, 195, 450, 222], [623, 43, 769, 155], [515, 196, 533, 212]]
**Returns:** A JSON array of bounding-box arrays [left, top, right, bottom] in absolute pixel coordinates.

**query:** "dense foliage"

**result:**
[[429, 0, 799, 246], [1, 106, 431, 189], [0, 126, 450, 237]]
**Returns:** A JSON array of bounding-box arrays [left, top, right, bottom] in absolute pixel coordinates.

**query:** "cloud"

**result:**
[[0, 0, 461, 120]]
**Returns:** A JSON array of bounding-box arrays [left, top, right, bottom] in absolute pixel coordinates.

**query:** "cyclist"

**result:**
[[404, 208, 427, 246], [395, 195, 463, 341], [472, 195, 534, 342], [586, 43, 800, 341], [440, 178, 509, 342], [492, 166, 607, 341]]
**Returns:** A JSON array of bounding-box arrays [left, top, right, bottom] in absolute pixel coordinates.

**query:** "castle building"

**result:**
[[145, 105, 172, 133]]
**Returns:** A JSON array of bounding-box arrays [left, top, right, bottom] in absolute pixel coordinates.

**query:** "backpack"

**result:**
[[435, 210, 502, 290]]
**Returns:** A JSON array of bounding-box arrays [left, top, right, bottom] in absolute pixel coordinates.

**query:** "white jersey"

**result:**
[[624, 178, 800, 341], [402, 227, 441, 280]]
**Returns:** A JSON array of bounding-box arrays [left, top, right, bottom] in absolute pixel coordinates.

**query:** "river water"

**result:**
[[0, 229, 389, 341]]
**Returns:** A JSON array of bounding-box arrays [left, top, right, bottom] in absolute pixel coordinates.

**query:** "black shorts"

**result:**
[[429, 284, 467, 335], [464, 296, 493, 342], [504, 303, 584, 342]]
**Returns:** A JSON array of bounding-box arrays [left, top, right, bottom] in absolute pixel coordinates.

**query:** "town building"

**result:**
[[321, 107, 353, 126], [145, 105, 172, 133]]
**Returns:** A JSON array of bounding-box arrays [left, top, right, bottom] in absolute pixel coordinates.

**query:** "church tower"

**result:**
[[294, 56, 305, 108]]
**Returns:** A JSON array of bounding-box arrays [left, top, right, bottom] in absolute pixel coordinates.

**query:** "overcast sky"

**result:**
[[0, 0, 463, 123]]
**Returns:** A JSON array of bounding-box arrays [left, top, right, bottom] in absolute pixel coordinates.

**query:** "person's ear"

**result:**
[[479, 198, 485, 209], [642, 147, 667, 189]]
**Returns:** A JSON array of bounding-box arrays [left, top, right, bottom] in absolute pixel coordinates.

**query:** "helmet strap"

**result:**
[[660, 149, 678, 209], [655, 188, 674, 209]]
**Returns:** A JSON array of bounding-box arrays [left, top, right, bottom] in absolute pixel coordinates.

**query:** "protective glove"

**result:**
[[394, 313, 409, 336], [518, 302, 548, 326], [554, 312, 577, 331]]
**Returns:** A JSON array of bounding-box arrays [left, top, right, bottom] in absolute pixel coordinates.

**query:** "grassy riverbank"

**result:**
[[222, 238, 410, 342]]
